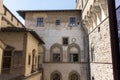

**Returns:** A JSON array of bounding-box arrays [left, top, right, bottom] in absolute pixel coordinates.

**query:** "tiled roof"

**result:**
[[0, 27, 44, 44]]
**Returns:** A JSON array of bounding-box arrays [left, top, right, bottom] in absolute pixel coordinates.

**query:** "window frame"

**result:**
[[56, 20, 60, 25], [53, 54, 61, 62], [69, 17, 76, 26], [62, 37, 69, 45], [70, 53, 79, 62], [37, 17, 44, 27]]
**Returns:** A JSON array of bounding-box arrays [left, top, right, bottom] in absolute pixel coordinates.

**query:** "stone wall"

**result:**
[[89, 18, 113, 80], [43, 63, 88, 80]]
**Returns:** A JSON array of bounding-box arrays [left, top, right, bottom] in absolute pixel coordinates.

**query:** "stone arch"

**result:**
[[51, 71, 62, 80], [67, 43, 81, 62], [69, 71, 80, 80], [50, 43, 63, 62], [31, 49, 37, 73]]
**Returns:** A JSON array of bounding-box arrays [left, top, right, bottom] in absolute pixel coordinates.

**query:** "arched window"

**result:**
[[69, 47, 79, 62], [52, 47, 61, 62], [31, 49, 36, 73], [68, 43, 80, 62], [51, 71, 61, 80], [91, 45, 95, 62], [69, 71, 80, 80], [50, 43, 63, 62]]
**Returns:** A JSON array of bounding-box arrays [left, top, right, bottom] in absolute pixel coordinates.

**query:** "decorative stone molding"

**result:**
[[50, 43, 63, 62], [69, 71, 80, 80], [51, 70, 62, 80]]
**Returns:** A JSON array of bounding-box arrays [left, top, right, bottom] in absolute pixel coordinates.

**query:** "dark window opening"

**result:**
[[2, 50, 12, 73], [37, 18, 44, 26], [53, 54, 60, 62], [70, 73, 79, 80], [70, 54, 78, 62], [56, 20, 60, 25], [63, 37, 69, 45], [98, 27, 100, 32], [11, 16, 13, 21], [70, 17, 76, 26], [52, 73, 61, 80], [4, 9, 6, 15], [28, 55, 31, 65]]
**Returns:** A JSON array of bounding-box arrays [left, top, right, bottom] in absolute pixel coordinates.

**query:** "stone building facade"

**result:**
[[18, 10, 89, 80], [0, 0, 116, 80], [76, 0, 114, 80]]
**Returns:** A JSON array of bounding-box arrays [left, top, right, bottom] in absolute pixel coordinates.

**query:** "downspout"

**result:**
[[81, 21, 91, 80]]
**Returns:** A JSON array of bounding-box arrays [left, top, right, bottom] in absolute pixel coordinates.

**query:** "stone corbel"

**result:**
[[82, 19, 90, 30], [98, 0, 108, 16], [93, 2, 102, 21]]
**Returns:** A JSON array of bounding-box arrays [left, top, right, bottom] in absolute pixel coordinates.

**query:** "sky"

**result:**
[[3, 0, 120, 24], [3, 0, 75, 24]]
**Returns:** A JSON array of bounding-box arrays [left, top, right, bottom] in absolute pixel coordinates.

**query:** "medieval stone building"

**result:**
[[17, 0, 114, 80], [18, 10, 89, 80], [76, 0, 114, 80], [0, 0, 117, 80]]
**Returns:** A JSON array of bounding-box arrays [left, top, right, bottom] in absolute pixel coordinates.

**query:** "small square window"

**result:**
[[63, 37, 69, 45], [70, 17, 76, 26], [37, 18, 44, 26], [56, 20, 60, 25]]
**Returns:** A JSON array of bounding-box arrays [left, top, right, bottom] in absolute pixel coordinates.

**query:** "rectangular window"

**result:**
[[70, 17, 76, 26], [70, 54, 78, 62], [63, 37, 69, 45], [37, 18, 44, 26], [3, 51, 12, 69], [28, 55, 31, 65], [53, 54, 60, 62], [56, 20, 60, 25], [17, 22, 19, 26], [4, 9, 6, 15], [11, 16, 13, 21]]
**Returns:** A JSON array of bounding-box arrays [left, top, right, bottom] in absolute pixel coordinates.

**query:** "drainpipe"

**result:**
[[107, 0, 120, 80], [81, 21, 91, 80]]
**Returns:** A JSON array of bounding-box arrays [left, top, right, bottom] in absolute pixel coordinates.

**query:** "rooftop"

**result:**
[[0, 27, 44, 44], [17, 9, 81, 19]]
